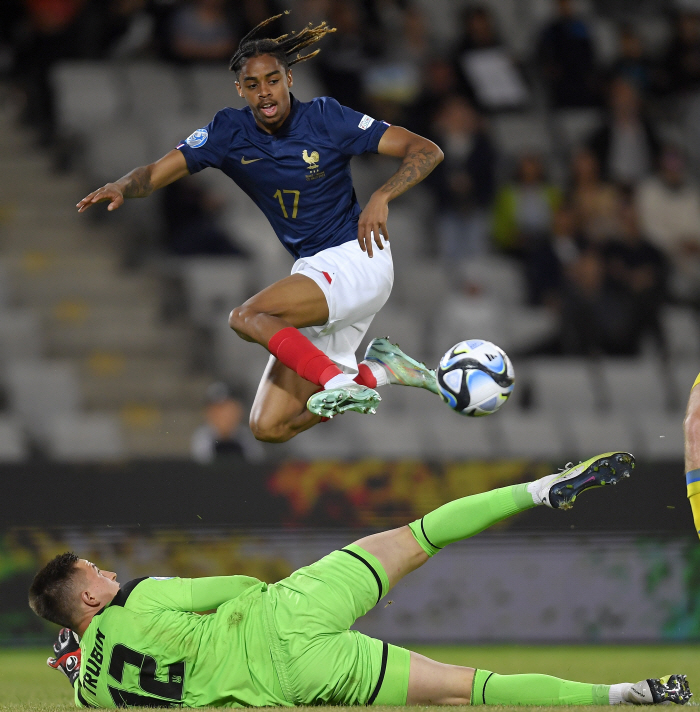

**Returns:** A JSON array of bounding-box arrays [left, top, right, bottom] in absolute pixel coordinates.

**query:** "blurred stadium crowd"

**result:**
[[0, 0, 699, 462]]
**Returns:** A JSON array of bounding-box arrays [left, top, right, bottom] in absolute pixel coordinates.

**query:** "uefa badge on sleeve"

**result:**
[[186, 128, 209, 148]]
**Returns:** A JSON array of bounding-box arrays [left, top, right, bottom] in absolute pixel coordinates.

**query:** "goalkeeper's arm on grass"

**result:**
[[684, 372, 700, 539]]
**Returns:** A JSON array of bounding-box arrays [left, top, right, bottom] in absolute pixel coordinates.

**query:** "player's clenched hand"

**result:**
[[76, 183, 124, 213], [47, 627, 81, 687], [358, 193, 390, 258]]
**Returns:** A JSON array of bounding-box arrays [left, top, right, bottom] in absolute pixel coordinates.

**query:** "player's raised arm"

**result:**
[[684, 373, 700, 538], [358, 126, 443, 257], [76, 149, 190, 213]]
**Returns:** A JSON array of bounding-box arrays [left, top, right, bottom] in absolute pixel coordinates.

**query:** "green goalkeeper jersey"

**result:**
[[74, 576, 289, 708]]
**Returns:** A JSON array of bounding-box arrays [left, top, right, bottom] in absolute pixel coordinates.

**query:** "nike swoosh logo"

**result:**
[[241, 157, 262, 164]]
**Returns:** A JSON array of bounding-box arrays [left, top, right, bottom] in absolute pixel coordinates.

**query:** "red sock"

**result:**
[[268, 327, 342, 386], [354, 363, 377, 388]]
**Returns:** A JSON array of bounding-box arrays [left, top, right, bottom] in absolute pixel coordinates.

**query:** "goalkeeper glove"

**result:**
[[47, 628, 81, 687]]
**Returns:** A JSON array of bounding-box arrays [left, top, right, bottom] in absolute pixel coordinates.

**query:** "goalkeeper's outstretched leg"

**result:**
[[348, 451, 690, 706], [352, 451, 635, 591]]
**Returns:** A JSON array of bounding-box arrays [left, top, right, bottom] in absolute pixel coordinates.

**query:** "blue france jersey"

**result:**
[[177, 96, 390, 259]]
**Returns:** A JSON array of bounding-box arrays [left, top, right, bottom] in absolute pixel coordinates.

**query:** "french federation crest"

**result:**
[[302, 149, 320, 170], [186, 128, 208, 148]]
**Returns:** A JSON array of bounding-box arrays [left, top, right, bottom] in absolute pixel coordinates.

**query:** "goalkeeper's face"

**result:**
[[78, 559, 120, 606]]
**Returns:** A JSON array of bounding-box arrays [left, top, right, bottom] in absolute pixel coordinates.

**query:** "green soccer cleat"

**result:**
[[537, 451, 635, 510], [627, 675, 692, 705], [364, 337, 439, 395], [307, 383, 381, 419]]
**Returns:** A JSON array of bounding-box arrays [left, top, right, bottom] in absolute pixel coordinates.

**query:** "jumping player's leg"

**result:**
[[229, 273, 378, 441]]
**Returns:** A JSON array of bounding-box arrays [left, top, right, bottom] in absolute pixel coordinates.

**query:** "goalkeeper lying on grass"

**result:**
[[32, 452, 691, 708]]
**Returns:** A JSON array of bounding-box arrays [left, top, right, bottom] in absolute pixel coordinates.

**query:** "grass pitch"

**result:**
[[0, 645, 697, 711]]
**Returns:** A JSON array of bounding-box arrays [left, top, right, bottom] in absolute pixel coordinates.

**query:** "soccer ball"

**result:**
[[437, 339, 514, 417]]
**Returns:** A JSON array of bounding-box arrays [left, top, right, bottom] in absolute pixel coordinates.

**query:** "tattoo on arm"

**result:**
[[378, 146, 439, 200], [117, 166, 154, 199]]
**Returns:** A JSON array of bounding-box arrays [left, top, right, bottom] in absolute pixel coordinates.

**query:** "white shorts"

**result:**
[[291, 239, 394, 374]]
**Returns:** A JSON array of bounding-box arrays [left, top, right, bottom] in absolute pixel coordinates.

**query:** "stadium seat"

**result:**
[[662, 306, 700, 357], [503, 306, 557, 353], [181, 257, 255, 328], [497, 411, 569, 459], [392, 260, 450, 318], [670, 358, 700, 409], [51, 62, 124, 135], [354, 413, 428, 459], [0, 418, 28, 462], [382, 207, 426, 264], [490, 113, 551, 158], [425, 407, 499, 459], [636, 413, 684, 460], [0, 309, 43, 362], [568, 414, 637, 460], [528, 358, 602, 413], [212, 319, 268, 395], [84, 123, 152, 184], [190, 65, 246, 117], [459, 255, 526, 305], [151, 112, 214, 160], [123, 62, 188, 123], [553, 109, 603, 151], [434, 295, 508, 357], [5, 360, 81, 437], [283, 62, 324, 102], [600, 358, 669, 413], [358, 304, 426, 364], [45, 413, 125, 462]]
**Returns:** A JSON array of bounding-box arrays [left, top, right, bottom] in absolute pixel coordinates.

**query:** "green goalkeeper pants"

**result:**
[[263, 545, 410, 706]]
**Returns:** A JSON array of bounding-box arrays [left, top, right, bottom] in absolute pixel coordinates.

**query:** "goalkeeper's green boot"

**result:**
[[535, 452, 635, 510], [307, 383, 381, 419], [627, 675, 692, 705], [364, 337, 439, 395]]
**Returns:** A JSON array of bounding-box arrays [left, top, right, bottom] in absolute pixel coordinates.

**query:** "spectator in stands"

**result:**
[[161, 180, 246, 257], [531, 202, 587, 308], [658, 10, 700, 95], [636, 144, 700, 302], [451, 5, 528, 112], [407, 58, 464, 137], [537, 0, 600, 108], [609, 24, 653, 94], [588, 76, 660, 185], [603, 197, 668, 354], [316, 0, 377, 110], [492, 153, 562, 255], [570, 147, 621, 243], [429, 96, 496, 274], [556, 246, 625, 356], [191, 383, 264, 464], [168, 0, 236, 63], [102, 0, 155, 59], [13, 0, 96, 144], [552, 198, 666, 357]]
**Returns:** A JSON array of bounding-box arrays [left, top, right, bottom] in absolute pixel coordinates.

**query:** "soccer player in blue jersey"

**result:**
[[77, 13, 443, 443]]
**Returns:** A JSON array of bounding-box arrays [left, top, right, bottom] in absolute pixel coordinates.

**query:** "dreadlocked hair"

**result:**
[[229, 11, 336, 77]]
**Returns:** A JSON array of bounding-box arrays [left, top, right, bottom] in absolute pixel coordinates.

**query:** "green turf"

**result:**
[[0, 646, 697, 710]]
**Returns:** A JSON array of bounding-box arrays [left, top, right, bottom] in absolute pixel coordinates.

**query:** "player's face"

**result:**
[[236, 55, 293, 133], [78, 559, 120, 603]]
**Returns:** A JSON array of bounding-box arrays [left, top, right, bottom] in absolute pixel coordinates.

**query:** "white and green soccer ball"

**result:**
[[437, 339, 514, 417]]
